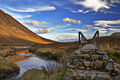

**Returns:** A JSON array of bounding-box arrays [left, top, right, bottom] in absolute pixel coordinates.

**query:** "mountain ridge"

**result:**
[[0, 9, 55, 45]]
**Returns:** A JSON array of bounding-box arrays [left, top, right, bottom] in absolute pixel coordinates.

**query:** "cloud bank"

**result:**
[[22, 20, 53, 34]]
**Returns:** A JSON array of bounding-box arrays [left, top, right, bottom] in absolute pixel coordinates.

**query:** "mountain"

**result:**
[[110, 32, 120, 36], [0, 10, 54, 46]]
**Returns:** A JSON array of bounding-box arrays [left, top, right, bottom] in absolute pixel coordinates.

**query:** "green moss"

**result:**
[[65, 71, 72, 76]]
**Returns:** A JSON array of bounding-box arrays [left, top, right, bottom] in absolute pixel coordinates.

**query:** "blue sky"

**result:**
[[0, 0, 120, 42]]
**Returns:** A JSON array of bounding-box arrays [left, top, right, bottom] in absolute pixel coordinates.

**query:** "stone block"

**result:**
[[84, 61, 90, 67], [79, 66, 85, 70], [75, 49, 81, 56], [78, 73, 86, 79], [94, 61, 103, 69], [115, 74, 120, 80], [105, 63, 113, 71], [72, 72, 77, 78], [95, 74, 110, 80], [87, 73, 96, 80], [103, 55, 108, 61], [92, 55, 100, 60], [97, 49, 107, 55], [115, 63, 120, 69]]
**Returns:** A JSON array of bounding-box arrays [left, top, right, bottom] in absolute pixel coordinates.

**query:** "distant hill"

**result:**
[[111, 32, 120, 36], [0, 10, 55, 46]]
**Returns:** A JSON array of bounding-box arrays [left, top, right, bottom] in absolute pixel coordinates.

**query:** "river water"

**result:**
[[6, 50, 60, 79]]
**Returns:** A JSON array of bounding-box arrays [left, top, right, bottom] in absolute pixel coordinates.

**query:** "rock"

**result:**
[[79, 66, 85, 70], [67, 63, 70, 66], [78, 73, 86, 79], [115, 63, 120, 69], [75, 49, 81, 56], [87, 73, 96, 80], [67, 63, 75, 69], [77, 70, 83, 73], [113, 65, 119, 71], [103, 55, 108, 61], [95, 74, 110, 80], [94, 61, 103, 69], [82, 54, 90, 59], [86, 68, 90, 70], [108, 58, 115, 64], [68, 69, 75, 72], [92, 55, 100, 60], [105, 63, 113, 71], [97, 49, 107, 55], [73, 59, 78, 64], [72, 72, 77, 78], [84, 61, 90, 67], [84, 71, 90, 75], [115, 74, 120, 80], [79, 61, 83, 66]]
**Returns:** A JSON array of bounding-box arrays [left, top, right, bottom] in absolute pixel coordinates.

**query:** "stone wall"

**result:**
[[64, 49, 120, 80]]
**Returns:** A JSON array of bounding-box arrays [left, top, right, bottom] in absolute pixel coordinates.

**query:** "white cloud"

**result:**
[[21, 20, 54, 34], [55, 33, 78, 42], [83, 10, 92, 13], [63, 17, 81, 24], [72, 0, 110, 12], [57, 24, 71, 28], [37, 28, 52, 34], [7, 6, 56, 12], [84, 25, 93, 28], [93, 27, 108, 34], [65, 28, 88, 32], [110, 0, 120, 4], [108, 28, 120, 32], [53, 1, 62, 6], [71, 9, 83, 13], [22, 20, 55, 27], [94, 20, 120, 27], [99, 10, 115, 14]]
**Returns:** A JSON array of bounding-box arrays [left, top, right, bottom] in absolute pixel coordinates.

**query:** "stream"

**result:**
[[6, 50, 60, 79]]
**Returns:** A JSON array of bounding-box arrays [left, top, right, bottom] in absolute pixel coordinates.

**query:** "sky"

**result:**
[[0, 0, 120, 42]]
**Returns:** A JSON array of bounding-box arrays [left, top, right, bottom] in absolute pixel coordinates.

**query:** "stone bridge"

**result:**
[[63, 30, 120, 80]]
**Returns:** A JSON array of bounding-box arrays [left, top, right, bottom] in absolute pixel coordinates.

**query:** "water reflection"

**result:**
[[14, 54, 60, 79]]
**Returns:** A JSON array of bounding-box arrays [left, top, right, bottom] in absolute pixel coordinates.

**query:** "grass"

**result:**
[[0, 49, 20, 78], [100, 44, 120, 63], [0, 58, 19, 73], [16, 65, 66, 80], [0, 48, 13, 57]]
